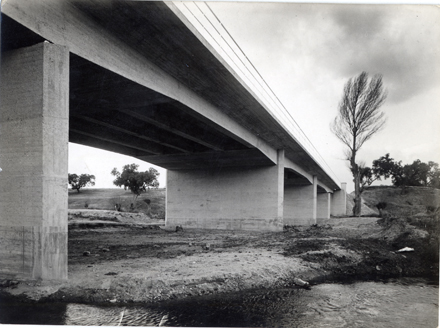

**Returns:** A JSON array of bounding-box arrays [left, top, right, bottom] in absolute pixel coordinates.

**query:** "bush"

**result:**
[[376, 202, 387, 218], [376, 202, 387, 210]]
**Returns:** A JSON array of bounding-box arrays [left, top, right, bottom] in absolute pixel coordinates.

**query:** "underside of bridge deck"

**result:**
[[0, 0, 345, 281], [2, 13, 275, 170], [69, 54, 275, 169]]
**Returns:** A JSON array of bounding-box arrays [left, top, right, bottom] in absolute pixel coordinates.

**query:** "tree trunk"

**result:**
[[350, 142, 362, 217], [353, 173, 362, 216]]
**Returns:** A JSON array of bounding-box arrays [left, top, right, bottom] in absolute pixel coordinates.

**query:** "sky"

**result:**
[[69, 2, 440, 193]]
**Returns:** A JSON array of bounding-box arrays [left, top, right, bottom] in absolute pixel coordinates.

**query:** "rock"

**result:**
[[101, 248, 110, 252], [159, 314, 169, 327], [293, 278, 310, 287], [396, 247, 414, 253], [83, 251, 91, 256]]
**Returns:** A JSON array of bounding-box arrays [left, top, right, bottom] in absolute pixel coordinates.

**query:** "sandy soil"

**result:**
[[2, 210, 437, 305]]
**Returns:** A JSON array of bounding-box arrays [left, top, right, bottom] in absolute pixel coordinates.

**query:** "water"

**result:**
[[0, 278, 438, 327]]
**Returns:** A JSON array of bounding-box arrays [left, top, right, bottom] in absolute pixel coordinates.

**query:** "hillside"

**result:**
[[68, 188, 166, 219], [346, 193, 379, 216], [358, 186, 440, 218], [70, 186, 440, 221]]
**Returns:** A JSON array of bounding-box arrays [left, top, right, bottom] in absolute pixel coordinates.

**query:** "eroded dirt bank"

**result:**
[[1, 213, 438, 305]]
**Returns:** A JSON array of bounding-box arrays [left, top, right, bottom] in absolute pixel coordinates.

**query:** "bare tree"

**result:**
[[331, 71, 387, 216]]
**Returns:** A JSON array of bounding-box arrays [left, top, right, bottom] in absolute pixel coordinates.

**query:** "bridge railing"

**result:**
[[171, 1, 341, 187]]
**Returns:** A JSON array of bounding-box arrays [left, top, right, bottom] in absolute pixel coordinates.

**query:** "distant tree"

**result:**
[[331, 72, 387, 216], [369, 154, 440, 189], [372, 153, 397, 180], [68, 173, 95, 193], [393, 160, 439, 188], [355, 154, 398, 192], [111, 164, 160, 203], [358, 165, 379, 192], [427, 162, 440, 189], [357, 159, 391, 192]]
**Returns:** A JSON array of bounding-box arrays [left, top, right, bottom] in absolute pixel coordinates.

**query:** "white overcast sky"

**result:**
[[69, 1, 440, 193]]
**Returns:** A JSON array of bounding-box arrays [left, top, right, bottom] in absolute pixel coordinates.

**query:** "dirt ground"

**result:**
[[2, 210, 438, 305]]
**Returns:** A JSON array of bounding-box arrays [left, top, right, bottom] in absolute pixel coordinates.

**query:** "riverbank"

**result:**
[[1, 213, 438, 305]]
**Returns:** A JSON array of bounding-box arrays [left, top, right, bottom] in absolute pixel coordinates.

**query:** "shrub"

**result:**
[[376, 202, 387, 210]]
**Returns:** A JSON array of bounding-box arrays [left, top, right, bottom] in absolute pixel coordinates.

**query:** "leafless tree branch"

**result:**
[[330, 71, 387, 216]]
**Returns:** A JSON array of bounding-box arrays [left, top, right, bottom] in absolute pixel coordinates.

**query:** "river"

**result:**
[[0, 278, 438, 327]]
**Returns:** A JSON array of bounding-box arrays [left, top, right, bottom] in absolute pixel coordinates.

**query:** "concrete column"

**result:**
[[317, 192, 331, 221], [331, 182, 347, 217], [276, 150, 285, 222], [312, 176, 317, 222], [165, 150, 285, 231], [0, 42, 69, 280], [284, 175, 318, 226]]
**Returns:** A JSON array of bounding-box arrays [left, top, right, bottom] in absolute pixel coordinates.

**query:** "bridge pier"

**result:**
[[331, 182, 347, 216], [166, 151, 285, 231], [283, 176, 318, 226], [317, 192, 331, 220], [0, 42, 69, 280]]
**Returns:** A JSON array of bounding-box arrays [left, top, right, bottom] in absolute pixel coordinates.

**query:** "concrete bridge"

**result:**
[[0, 0, 346, 281]]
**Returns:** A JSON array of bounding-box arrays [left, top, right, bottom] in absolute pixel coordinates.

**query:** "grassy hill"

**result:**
[[68, 188, 166, 219], [346, 193, 379, 216], [361, 186, 440, 218], [347, 186, 440, 218], [69, 186, 439, 221]]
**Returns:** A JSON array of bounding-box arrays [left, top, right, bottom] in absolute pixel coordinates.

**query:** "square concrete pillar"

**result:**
[[0, 43, 69, 280], [331, 182, 347, 217], [317, 192, 331, 221], [284, 176, 317, 226], [166, 150, 285, 231]]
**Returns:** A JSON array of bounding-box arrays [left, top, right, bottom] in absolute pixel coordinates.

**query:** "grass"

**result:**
[[68, 188, 166, 218]]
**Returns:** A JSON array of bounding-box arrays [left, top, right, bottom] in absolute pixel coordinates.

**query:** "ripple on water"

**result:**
[[64, 304, 167, 326], [284, 280, 438, 328], [0, 279, 438, 327]]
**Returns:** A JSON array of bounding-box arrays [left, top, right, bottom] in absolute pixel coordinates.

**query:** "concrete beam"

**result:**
[[69, 128, 158, 156], [139, 149, 276, 170], [284, 157, 313, 184], [0, 43, 69, 280], [1, 0, 277, 165], [317, 181, 333, 193], [120, 107, 225, 151], [71, 114, 197, 154], [69, 133, 148, 158]]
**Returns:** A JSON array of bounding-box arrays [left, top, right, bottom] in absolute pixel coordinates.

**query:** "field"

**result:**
[[68, 188, 166, 219]]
